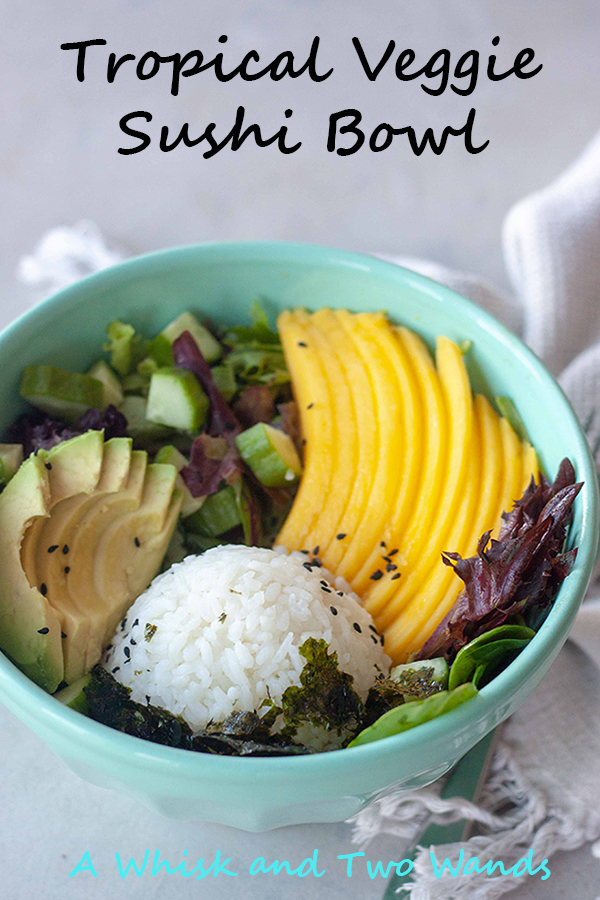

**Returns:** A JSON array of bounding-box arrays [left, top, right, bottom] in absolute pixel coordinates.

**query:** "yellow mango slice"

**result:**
[[276, 311, 334, 549], [276, 310, 539, 666]]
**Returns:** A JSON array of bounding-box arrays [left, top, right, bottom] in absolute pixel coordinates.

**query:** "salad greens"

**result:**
[[447, 625, 534, 690]]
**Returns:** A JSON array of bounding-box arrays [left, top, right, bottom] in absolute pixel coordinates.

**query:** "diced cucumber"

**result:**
[[119, 395, 173, 440], [20, 365, 104, 424], [87, 360, 124, 409], [210, 364, 237, 401], [122, 373, 150, 396], [235, 422, 302, 488], [185, 485, 241, 536], [104, 320, 136, 376], [390, 658, 449, 691], [154, 444, 205, 518], [147, 369, 209, 431], [0, 444, 23, 485], [149, 312, 222, 365], [55, 674, 90, 714]]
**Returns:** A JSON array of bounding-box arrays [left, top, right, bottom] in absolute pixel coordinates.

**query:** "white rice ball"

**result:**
[[103, 545, 390, 746]]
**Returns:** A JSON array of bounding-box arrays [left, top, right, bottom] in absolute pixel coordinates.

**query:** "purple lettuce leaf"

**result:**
[[418, 459, 582, 663]]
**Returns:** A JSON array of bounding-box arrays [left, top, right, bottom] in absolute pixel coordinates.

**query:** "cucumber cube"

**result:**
[[87, 360, 124, 409], [0, 444, 23, 485], [119, 395, 173, 440], [149, 312, 222, 365], [210, 364, 237, 401], [147, 369, 209, 432], [235, 423, 302, 488], [185, 485, 241, 536], [55, 674, 90, 714], [154, 444, 205, 518], [20, 365, 104, 423]]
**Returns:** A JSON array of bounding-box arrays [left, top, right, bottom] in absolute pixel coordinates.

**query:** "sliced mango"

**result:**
[[276, 309, 538, 664]]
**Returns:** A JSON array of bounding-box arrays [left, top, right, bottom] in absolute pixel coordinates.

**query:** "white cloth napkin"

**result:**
[[15, 130, 600, 898]]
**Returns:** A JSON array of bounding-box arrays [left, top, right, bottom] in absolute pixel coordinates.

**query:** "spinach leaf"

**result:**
[[448, 624, 535, 690], [348, 682, 478, 748]]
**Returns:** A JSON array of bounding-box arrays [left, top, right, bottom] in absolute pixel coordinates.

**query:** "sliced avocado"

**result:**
[[146, 369, 209, 431], [87, 360, 124, 409], [0, 454, 64, 691], [0, 444, 23, 486], [67, 450, 148, 671], [55, 674, 90, 714], [154, 444, 205, 518], [95, 463, 182, 642], [119, 395, 174, 441], [1, 432, 180, 691], [235, 422, 302, 488], [20, 431, 106, 683], [20, 365, 104, 424], [149, 311, 222, 365], [33, 438, 132, 682]]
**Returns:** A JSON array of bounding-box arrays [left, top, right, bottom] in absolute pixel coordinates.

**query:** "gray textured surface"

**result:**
[[2, 1, 600, 897]]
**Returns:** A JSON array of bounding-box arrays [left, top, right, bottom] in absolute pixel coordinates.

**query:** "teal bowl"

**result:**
[[0, 242, 597, 831]]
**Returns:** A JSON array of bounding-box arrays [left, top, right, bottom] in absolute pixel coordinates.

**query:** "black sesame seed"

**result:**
[[313, 545, 320, 556], [380, 541, 386, 548], [303, 562, 313, 571], [40, 583, 47, 596], [62, 544, 69, 555], [37, 627, 49, 635], [370, 570, 383, 581], [380, 634, 385, 645], [130, 638, 137, 646], [134, 537, 140, 547], [64, 566, 70, 574], [322, 587, 332, 593], [124, 658, 131, 664], [146, 695, 151, 705], [391, 573, 401, 580], [301, 549, 309, 554], [337, 591, 344, 597], [336, 533, 347, 540], [61, 632, 67, 639], [312, 557, 322, 567], [330, 606, 338, 616], [133, 618, 139, 628], [386, 563, 398, 572], [307, 402, 314, 409], [389, 549, 399, 556], [112, 666, 120, 674], [371, 635, 378, 644], [123, 646, 131, 658], [369, 624, 378, 633], [47, 545, 59, 554], [320, 579, 328, 586], [297, 341, 307, 347], [353, 622, 362, 633], [120, 618, 127, 631], [382, 555, 391, 563], [45, 462, 52, 470]]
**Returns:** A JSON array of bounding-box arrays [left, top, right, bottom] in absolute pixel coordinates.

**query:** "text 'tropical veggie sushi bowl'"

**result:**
[[0, 242, 596, 831]]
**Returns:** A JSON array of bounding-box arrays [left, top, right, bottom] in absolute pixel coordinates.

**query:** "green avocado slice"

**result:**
[[67, 449, 148, 672], [34, 438, 133, 682], [95, 463, 182, 643], [0, 454, 64, 691], [20, 431, 106, 683]]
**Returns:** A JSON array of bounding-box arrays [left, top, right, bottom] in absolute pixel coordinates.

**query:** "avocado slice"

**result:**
[[19, 432, 106, 683], [1, 432, 180, 691], [67, 450, 148, 671], [95, 463, 182, 643], [33, 438, 132, 682], [0, 454, 64, 691]]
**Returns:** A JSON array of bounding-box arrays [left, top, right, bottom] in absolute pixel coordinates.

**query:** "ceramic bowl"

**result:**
[[0, 242, 597, 831]]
